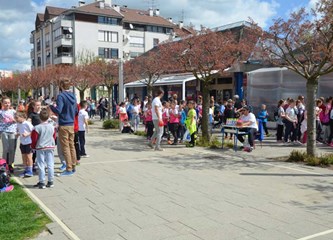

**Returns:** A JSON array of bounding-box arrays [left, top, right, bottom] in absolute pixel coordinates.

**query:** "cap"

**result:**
[[233, 95, 239, 99]]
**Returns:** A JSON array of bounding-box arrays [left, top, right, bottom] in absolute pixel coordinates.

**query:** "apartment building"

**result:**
[[30, 0, 177, 69]]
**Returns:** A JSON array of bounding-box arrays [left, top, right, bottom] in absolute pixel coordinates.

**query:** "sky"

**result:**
[[0, 0, 317, 72]]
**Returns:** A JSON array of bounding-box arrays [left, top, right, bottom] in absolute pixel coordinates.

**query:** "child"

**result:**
[[15, 111, 34, 177], [178, 103, 187, 143], [169, 101, 179, 145], [78, 101, 89, 158], [258, 104, 269, 136], [162, 101, 171, 144], [31, 109, 56, 189], [185, 100, 197, 147], [118, 102, 128, 132], [144, 102, 154, 140], [0, 97, 17, 173], [121, 119, 134, 133]]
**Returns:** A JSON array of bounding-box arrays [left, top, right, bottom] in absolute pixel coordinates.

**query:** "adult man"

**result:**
[[148, 89, 164, 151], [49, 79, 78, 176], [237, 106, 258, 152]]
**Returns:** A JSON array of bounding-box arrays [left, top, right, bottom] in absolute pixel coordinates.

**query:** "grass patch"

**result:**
[[196, 136, 222, 149], [0, 180, 51, 240], [102, 119, 119, 129], [134, 131, 147, 137], [287, 150, 333, 166]]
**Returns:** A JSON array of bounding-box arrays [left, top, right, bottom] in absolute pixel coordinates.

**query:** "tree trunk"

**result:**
[[147, 84, 153, 97], [79, 90, 85, 102], [107, 87, 112, 120], [201, 81, 211, 142], [306, 78, 318, 157]]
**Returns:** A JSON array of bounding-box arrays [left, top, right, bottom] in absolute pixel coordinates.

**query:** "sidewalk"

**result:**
[[12, 120, 333, 240]]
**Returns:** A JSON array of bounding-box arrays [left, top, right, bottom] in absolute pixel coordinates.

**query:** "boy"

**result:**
[[15, 111, 34, 177], [31, 109, 56, 189], [78, 101, 89, 157]]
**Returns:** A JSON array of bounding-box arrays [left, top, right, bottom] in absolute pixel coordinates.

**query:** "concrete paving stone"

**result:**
[[111, 218, 142, 232], [231, 220, 266, 233], [166, 221, 198, 235], [192, 223, 250, 240], [155, 207, 205, 223], [239, 212, 287, 230], [75, 225, 125, 240], [126, 214, 169, 228], [61, 214, 105, 231], [119, 224, 180, 240], [302, 232, 333, 240], [178, 216, 224, 232], [249, 229, 297, 240], [275, 220, 330, 238], [163, 233, 203, 240]]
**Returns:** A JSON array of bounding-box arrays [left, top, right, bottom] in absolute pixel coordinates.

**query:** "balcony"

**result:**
[[30, 49, 35, 58], [30, 35, 34, 44], [53, 34, 73, 48], [54, 52, 73, 65]]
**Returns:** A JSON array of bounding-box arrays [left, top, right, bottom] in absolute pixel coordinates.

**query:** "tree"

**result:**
[[126, 47, 170, 96], [262, 0, 333, 156], [92, 59, 119, 119], [29, 68, 51, 98], [167, 27, 256, 142], [74, 49, 98, 101]]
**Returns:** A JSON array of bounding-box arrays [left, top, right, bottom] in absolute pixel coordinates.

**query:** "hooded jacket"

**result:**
[[50, 91, 78, 126]]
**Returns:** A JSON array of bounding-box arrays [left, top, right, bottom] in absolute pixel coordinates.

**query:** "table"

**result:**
[[221, 125, 249, 151]]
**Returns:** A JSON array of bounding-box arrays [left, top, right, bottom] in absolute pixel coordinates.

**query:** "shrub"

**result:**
[[196, 136, 222, 149], [88, 119, 94, 125], [287, 150, 307, 162], [134, 131, 147, 137], [102, 119, 119, 129]]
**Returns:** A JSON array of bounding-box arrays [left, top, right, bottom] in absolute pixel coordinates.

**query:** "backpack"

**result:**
[[0, 159, 10, 190]]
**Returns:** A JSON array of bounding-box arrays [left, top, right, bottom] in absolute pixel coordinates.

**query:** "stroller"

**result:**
[[0, 159, 14, 193]]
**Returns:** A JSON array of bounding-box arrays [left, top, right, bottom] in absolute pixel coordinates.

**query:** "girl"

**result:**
[[118, 102, 128, 132], [276, 99, 285, 142], [131, 99, 141, 132], [162, 101, 171, 144], [15, 111, 34, 177], [0, 97, 17, 173], [178, 103, 187, 143], [144, 102, 154, 140], [185, 100, 197, 147], [169, 101, 179, 145]]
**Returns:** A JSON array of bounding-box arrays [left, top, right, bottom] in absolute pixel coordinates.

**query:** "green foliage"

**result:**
[[0, 181, 50, 240], [87, 119, 94, 125], [287, 150, 333, 166], [134, 131, 147, 137], [102, 119, 119, 129], [196, 136, 222, 149], [287, 150, 307, 162]]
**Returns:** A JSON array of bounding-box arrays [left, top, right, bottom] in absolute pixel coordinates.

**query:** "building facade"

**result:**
[[30, 0, 176, 69]]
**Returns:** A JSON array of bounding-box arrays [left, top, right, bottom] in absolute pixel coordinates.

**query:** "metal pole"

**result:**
[[118, 59, 124, 102]]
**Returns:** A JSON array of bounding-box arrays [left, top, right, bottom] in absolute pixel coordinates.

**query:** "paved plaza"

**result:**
[[13, 121, 333, 240]]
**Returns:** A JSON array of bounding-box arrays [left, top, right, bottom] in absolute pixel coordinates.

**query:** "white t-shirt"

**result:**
[[78, 109, 89, 131], [17, 120, 34, 145], [286, 107, 297, 122], [132, 105, 141, 114], [152, 97, 162, 120], [119, 106, 126, 114], [240, 112, 258, 130]]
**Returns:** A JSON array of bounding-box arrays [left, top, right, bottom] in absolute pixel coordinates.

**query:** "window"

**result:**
[[37, 38, 41, 51], [217, 77, 233, 84], [98, 31, 118, 43], [98, 16, 120, 25], [37, 55, 41, 66], [98, 48, 119, 59], [130, 36, 144, 48], [153, 38, 159, 47], [45, 33, 50, 48], [53, 28, 62, 40]]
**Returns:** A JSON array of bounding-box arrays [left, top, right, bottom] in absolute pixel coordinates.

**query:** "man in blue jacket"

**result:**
[[50, 79, 78, 176]]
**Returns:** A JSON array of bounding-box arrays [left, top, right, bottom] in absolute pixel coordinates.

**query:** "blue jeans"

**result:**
[[36, 149, 55, 183]]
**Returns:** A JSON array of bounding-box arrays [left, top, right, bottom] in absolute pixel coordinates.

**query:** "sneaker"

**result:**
[[8, 165, 14, 174], [59, 164, 66, 172], [24, 171, 33, 177], [148, 142, 154, 149], [0, 185, 14, 192], [76, 160, 80, 165], [19, 171, 26, 178], [81, 155, 90, 158], [46, 181, 54, 188], [72, 168, 76, 173], [33, 182, 46, 189], [154, 147, 164, 151], [60, 171, 74, 177]]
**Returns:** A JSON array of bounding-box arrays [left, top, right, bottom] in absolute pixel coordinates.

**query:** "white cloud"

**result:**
[[0, 0, 286, 71]]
